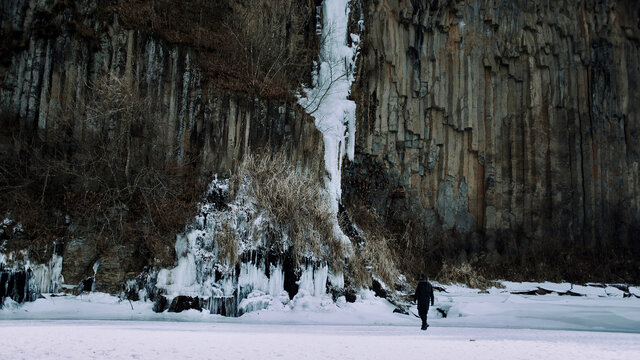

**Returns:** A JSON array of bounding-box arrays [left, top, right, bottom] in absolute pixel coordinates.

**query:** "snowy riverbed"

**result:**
[[1, 282, 639, 359]]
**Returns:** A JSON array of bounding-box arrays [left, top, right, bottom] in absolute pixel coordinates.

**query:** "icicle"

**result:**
[[328, 270, 344, 289], [297, 264, 329, 297], [28, 253, 63, 294], [91, 261, 99, 292]]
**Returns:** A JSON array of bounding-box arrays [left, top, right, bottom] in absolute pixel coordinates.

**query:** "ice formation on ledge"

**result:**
[[1, 219, 63, 305], [154, 177, 337, 315], [298, 264, 329, 297], [28, 253, 63, 294]]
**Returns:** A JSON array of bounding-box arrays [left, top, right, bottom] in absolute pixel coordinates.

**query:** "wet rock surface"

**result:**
[[0, 269, 31, 306]]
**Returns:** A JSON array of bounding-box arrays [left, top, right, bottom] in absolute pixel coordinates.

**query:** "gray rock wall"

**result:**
[[3, 0, 640, 285], [349, 0, 640, 252]]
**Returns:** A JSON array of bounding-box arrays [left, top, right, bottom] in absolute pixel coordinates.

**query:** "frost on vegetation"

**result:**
[[12, 223, 23, 234], [155, 159, 347, 313], [124, 267, 158, 302], [0, 218, 23, 245]]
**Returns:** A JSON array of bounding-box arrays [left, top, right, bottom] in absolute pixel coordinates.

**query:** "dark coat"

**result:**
[[414, 280, 435, 311]]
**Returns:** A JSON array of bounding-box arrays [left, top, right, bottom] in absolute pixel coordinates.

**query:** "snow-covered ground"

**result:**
[[2, 321, 639, 360], [1, 282, 639, 359]]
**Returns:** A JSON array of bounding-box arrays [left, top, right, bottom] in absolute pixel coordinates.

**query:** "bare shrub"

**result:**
[[236, 152, 345, 266], [105, 0, 316, 99], [0, 72, 205, 267], [223, 1, 300, 97], [437, 261, 502, 289], [343, 202, 397, 288]]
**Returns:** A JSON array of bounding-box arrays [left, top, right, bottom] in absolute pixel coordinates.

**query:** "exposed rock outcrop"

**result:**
[[347, 0, 640, 277], [1, 0, 323, 176], [0, 0, 324, 291], [2, 0, 639, 290]]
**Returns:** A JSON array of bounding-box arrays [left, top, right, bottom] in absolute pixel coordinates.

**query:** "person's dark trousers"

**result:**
[[419, 308, 428, 330]]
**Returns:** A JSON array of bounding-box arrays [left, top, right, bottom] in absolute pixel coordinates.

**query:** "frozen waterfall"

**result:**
[[299, 0, 361, 217]]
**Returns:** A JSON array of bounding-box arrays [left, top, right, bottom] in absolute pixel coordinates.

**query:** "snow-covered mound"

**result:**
[[3, 281, 639, 334], [147, 176, 338, 316]]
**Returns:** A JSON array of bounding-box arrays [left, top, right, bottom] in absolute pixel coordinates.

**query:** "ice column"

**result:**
[[299, 0, 360, 218]]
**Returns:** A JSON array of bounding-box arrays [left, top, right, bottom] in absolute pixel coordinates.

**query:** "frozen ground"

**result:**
[[1, 282, 639, 359], [2, 321, 639, 360]]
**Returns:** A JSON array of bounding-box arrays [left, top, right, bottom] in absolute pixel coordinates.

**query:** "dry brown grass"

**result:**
[[343, 202, 397, 288], [437, 261, 502, 289], [345, 251, 371, 289], [216, 221, 238, 265], [235, 152, 345, 267]]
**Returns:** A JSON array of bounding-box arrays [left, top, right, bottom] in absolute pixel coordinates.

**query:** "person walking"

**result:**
[[414, 274, 435, 330]]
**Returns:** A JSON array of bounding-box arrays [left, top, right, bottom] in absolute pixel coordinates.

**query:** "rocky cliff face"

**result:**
[[347, 0, 640, 277], [1, 0, 640, 297], [0, 0, 324, 293], [1, 0, 323, 176]]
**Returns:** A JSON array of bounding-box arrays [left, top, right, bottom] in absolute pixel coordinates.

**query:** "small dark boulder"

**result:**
[[153, 295, 169, 313], [536, 287, 554, 295], [168, 296, 202, 313], [81, 277, 93, 292], [393, 307, 409, 315], [371, 280, 388, 298], [344, 288, 357, 303], [436, 307, 448, 318], [511, 287, 554, 296]]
